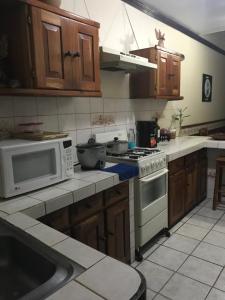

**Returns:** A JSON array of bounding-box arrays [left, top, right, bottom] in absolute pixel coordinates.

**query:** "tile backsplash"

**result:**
[[0, 96, 160, 163], [0, 71, 224, 164]]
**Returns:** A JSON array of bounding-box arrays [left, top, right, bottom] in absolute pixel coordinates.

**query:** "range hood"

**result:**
[[100, 47, 157, 72]]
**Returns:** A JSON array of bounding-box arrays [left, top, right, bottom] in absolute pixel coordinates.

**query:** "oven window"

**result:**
[[141, 174, 166, 209], [12, 149, 56, 183]]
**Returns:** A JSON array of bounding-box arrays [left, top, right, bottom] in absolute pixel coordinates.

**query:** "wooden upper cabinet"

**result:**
[[157, 51, 169, 97], [0, 0, 101, 97], [130, 46, 184, 100], [31, 7, 100, 92], [169, 54, 181, 97], [31, 8, 70, 89], [76, 23, 100, 91]]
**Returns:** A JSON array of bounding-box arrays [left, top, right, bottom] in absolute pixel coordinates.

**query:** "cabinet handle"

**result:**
[[99, 236, 106, 241], [168, 73, 175, 77], [72, 51, 81, 58], [64, 51, 72, 57]]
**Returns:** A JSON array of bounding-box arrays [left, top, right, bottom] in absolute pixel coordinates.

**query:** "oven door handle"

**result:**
[[140, 169, 168, 184]]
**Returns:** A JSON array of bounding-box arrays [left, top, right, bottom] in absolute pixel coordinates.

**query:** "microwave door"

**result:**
[[3, 143, 62, 197]]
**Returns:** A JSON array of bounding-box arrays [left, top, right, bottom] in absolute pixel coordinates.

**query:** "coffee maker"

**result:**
[[136, 121, 159, 148]]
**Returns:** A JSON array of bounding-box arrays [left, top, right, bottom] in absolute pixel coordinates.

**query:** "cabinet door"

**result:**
[[168, 55, 181, 97], [39, 207, 70, 232], [31, 7, 72, 89], [157, 51, 170, 96], [72, 23, 100, 91], [71, 213, 105, 253], [106, 199, 130, 263], [185, 165, 196, 212], [169, 169, 186, 227]]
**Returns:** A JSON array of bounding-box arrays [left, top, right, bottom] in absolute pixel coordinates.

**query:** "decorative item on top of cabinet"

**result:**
[[0, 0, 101, 97], [130, 46, 184, 100]]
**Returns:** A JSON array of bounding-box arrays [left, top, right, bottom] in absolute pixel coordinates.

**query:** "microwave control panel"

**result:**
[[63, 140, 74, 176]]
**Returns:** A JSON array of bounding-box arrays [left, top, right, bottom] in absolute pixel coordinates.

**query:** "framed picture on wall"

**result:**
[[202, 74, 212, 102]]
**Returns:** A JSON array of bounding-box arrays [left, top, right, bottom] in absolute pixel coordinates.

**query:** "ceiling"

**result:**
[[138, 0, 225, 51]]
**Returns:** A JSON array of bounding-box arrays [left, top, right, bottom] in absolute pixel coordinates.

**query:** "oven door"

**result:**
[[135, 168, 168, 226]]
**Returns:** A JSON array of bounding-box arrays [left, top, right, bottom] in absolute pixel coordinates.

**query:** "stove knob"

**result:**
[[146, 163, 150, 172], [159, 159, 163, 167], [141, 166, 145, 176], [151, 162, 155, 170]]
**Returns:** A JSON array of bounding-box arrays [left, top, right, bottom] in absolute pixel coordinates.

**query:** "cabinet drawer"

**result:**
[[104, 182, 129, 208], [70, 192, 103, 225], [43, 207, 70, 231], [168, 157, 184, 175]]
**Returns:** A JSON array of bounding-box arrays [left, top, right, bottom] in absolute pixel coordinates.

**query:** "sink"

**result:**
[[0, 218, 85, 300]]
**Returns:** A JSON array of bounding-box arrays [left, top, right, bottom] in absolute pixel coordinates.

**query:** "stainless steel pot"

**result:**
[[106, 137, 128, 155], [76, 138, 106, 170]]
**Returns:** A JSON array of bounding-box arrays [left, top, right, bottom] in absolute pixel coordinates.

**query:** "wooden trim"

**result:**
[[16, 0, 100, 28], [182, 119, 225, 129], [155, 46, 185, 60], [0, 88, 102, 97], [123, 0, 225, 56], [155, 95, 184, 101]]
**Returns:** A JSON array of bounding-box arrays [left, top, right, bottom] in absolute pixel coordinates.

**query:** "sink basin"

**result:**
[[0, 218, 85, 300]]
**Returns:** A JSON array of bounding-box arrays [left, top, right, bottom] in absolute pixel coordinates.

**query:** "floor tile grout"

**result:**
[[134, 199, 225, 300]]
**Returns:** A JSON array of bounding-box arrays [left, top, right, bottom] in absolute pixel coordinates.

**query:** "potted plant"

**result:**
[[170, 107, 190, 137]]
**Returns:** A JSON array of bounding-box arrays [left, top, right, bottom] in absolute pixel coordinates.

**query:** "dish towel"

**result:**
[[102, 164, 139, 181]]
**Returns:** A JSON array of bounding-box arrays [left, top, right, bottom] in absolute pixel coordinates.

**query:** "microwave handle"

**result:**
[[140, 169, 168, 184]]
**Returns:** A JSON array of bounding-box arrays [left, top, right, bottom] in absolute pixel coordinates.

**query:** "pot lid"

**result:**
[[107, 137, 128, 145], [76, 138, 105, 149]]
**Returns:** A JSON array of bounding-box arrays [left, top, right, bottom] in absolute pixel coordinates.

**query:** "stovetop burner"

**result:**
[[108, 147, 161, 160]]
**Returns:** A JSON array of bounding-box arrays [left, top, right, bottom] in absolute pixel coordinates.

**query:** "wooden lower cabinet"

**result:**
[[71, 212, 105, 253], [185, 154, 198, 212], [39, 182, 130, 263], [169, 169, 186, 227], [168, 149, 207, 227], [106, 198, 130, 264]]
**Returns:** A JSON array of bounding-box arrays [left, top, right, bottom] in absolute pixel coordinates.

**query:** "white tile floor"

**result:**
[[133, 198, 225, 300]]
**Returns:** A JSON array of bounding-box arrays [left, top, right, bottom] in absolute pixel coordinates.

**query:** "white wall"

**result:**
[[0, 0, 225, 159]]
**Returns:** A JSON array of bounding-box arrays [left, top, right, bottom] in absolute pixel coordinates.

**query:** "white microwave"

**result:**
[[0, 138, 74, 198]]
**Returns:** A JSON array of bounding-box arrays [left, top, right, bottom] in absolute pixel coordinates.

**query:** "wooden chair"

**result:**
[[213, 156, 225, 210]]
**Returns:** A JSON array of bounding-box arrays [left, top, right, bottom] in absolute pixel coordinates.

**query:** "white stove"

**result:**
[[106, 147, 167, 178], [95, 131, 169, 259]]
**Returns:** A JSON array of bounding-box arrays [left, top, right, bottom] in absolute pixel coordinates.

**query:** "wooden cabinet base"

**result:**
[[106, 198, 130, 264], [71, 213, 105, 253], [39, 182, 130, 263], [168, 149, 207, 227]]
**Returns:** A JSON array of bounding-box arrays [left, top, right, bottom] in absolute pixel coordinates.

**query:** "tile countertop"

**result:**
[[157, 136, 224, 161], [0, 167, 143, 300], [0, 166, 120, 218]]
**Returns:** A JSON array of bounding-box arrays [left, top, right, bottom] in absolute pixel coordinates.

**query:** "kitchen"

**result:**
[[0, 0, 225, 299]]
